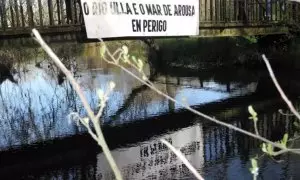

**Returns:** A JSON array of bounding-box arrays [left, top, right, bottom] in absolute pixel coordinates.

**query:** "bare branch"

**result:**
[[31, 29, 123, 180], [31, 29, 95, 122], [104, 54, 300, 155], [262, 54, 300, 121], [30, 27, 300, 180], [161, 139, 205, 180]]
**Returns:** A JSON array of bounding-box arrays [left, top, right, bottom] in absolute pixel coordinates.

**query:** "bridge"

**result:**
[[0, 0, 300, 38]]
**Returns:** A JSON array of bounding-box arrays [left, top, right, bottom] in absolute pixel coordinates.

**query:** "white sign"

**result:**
[[80, 0, 199, 38]]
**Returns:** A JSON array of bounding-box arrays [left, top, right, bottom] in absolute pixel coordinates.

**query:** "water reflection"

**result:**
[[8, 106, 299, 179], [1, 37, 300, 179], [0, 42, 260, 149], [96, 124, 204, 180], [94, 108, 298, 180]]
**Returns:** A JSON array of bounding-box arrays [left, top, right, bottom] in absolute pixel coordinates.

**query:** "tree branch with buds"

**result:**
[[31, 29, 123, 180]]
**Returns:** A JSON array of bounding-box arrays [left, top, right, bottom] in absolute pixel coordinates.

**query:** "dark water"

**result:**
[[1, 37, 300, 179]]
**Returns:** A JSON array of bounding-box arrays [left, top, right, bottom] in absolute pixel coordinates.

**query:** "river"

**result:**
[[0, 36, 300, 179]]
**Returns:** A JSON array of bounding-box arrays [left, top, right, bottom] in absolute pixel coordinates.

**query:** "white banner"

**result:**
[[80, 0, 199, 38]]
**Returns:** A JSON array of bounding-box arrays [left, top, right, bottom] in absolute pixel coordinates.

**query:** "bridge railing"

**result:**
[[1, 0, 300, 35], [0, 0, 82, 32], [199, 0, 300, 27]]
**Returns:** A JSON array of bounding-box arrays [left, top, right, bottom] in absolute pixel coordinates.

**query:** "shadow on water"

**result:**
[[149, 36, 297, 72], [1, 36, 300, 179], [0, 52, 18, 84]]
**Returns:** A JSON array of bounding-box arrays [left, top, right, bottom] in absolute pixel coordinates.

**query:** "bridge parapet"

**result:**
[[0, 0, 299, 37]]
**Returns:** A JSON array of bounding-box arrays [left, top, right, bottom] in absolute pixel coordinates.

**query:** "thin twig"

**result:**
[[262, 54, 300, 121], [31, 29, 123, 180], [254, 120, 259, 136], [161, 139, 205, 180], [96, 89, 112, 120]]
